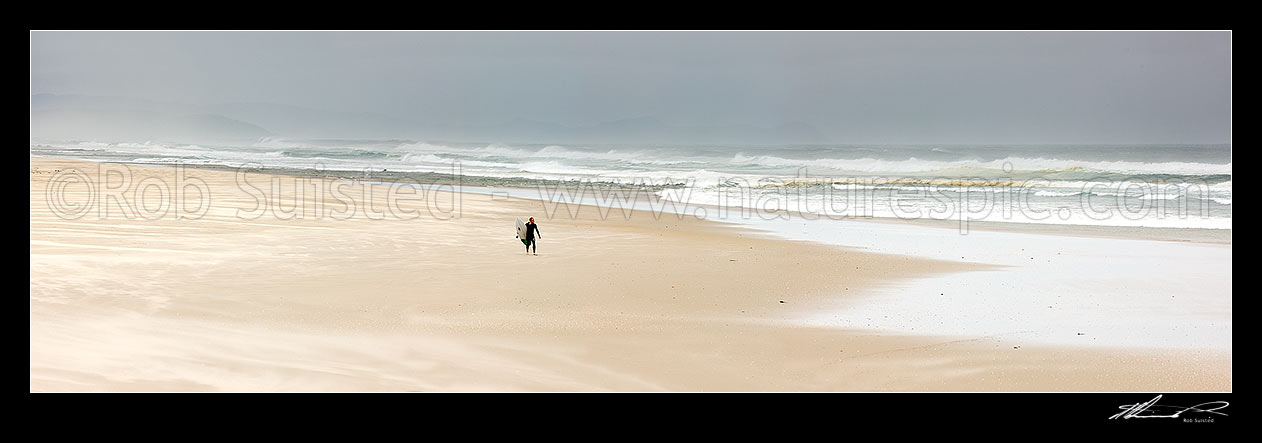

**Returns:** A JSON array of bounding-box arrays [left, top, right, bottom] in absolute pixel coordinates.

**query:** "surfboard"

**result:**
[[516, 217, 528, 245]]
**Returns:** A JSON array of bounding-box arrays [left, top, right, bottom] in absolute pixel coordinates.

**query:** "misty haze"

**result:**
[[31, 31, 1228, 145]]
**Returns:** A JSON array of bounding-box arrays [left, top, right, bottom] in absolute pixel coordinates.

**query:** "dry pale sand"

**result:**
[[29, 157, 1230, 391]]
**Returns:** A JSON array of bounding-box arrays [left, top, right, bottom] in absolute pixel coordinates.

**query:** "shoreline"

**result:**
[[29, 156, 1232, 391], [49, 156, 1229, 245], [478, 184, 1233, 245]]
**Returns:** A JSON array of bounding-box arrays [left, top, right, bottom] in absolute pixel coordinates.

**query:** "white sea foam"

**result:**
[[1033, 190, 1083, 197], [31, 139, 1232, 229], [730, 153, 1232, 176]]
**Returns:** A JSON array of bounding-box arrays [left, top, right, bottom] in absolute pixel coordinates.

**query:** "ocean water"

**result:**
[[30, 139, 1231, 229]]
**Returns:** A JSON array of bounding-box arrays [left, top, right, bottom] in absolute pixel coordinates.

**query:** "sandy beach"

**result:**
[[29, 157, 1231, 391]]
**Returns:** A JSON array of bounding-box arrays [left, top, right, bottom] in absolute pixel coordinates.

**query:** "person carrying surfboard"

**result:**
[[524, 217, 541, 255]]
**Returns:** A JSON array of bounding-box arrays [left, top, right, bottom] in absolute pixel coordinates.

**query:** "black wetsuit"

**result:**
[[525, 222, 540, 253]]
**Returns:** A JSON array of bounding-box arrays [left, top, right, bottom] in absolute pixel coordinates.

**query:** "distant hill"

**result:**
[[30, 108, 271, 142], [30, 94, 271, 142], [201, 102, 422, 139], [30, 94, 829, 145]]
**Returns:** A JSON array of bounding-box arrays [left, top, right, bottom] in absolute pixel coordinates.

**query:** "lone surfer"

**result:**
[[524, 217, 541, 255]]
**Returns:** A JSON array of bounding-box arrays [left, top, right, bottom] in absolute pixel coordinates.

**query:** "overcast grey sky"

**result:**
[[30, 31, 1231, 144]]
